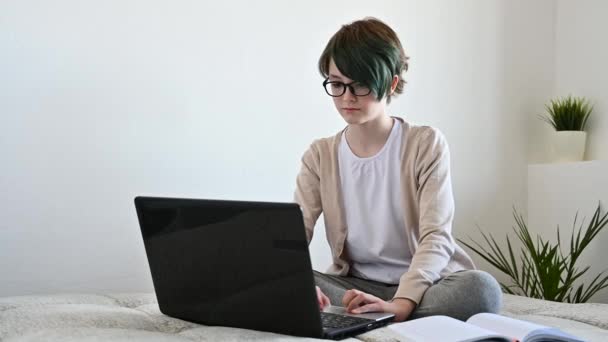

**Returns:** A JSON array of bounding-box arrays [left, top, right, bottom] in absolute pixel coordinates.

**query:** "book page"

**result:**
[[467, 313, 584, 342], [525, 328, 585, 342], [467, 313, 545, 340], [388, 315, 510, 342]]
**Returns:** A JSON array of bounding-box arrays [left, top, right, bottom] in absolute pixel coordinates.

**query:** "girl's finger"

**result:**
[[342, 289, 362, 307], [346, 293, 367, 312], [352, 302, 381, 314]]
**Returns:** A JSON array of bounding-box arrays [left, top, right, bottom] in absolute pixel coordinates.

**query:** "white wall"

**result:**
[[530, 0, 608, 162], [1, 0, 553, 296]]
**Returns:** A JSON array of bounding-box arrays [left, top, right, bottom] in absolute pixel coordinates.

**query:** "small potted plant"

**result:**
[[539, 95, 594, 162]]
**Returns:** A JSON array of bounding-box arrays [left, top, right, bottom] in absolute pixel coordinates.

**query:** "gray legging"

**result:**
[[314, 270, 502, 321]]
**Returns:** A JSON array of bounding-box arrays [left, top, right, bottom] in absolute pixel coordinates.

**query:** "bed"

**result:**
[[1, 292, 606, 341]]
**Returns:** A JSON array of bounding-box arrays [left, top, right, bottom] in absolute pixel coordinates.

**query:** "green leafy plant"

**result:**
[[458, 204, 608, 303], [538, 95, 593, 131]]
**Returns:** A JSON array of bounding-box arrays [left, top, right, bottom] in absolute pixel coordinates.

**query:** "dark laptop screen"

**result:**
[[134, 197, 323, 337]]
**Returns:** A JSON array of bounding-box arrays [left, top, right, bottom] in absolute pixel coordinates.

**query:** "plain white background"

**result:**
[[1, 0, 605, 298]]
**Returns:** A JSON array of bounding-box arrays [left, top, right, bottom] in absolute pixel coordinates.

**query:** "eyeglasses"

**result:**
[[322, 78, 372, 97]]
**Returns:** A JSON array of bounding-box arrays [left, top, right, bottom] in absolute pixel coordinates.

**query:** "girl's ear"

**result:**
[[390, 75, 399, 94]]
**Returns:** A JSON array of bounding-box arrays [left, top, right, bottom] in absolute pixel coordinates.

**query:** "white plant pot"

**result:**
[[549, 131, 587, 163]]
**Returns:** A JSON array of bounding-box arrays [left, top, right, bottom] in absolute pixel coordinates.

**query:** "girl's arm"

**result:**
[[394, 128, 457, 305], [294, 143, 323, 243]]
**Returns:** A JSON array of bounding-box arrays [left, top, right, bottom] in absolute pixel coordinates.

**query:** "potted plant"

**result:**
[[539, 95, 594, 162], [458, 204, 608, 303]]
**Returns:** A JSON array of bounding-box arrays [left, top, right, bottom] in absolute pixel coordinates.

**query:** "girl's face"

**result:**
[[327, 59, 390, 125]]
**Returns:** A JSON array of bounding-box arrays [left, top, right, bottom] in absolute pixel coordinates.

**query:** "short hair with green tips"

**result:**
[[318, 17, 409, 104]]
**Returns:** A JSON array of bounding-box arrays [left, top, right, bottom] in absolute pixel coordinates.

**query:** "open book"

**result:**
[[388, 313, 585, 342]]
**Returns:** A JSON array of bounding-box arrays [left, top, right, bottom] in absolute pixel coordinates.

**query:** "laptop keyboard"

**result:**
[[320, 312, 374, 329]]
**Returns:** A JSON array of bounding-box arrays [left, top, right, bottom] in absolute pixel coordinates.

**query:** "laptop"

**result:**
[[134, 196, 395, 340]]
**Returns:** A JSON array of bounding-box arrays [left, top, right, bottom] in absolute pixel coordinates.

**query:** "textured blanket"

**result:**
[[1, 293, 606, 341]]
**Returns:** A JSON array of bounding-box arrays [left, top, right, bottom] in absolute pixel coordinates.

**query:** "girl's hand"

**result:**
[[316, 286, 331, 310], [342, 289, 416, 322]]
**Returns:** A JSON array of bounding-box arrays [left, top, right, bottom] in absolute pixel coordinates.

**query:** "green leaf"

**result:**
[[459, 204, 608, 303], [538, 95, 594, 131]]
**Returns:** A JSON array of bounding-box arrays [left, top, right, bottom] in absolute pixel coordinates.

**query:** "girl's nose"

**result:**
[[343, 87, 357, 101]]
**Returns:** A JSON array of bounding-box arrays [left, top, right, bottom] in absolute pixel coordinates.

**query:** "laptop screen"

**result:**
[[135, 196, 323, 337]]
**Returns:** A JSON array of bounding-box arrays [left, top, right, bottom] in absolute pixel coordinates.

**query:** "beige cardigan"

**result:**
[[294, 117, 475, 304]]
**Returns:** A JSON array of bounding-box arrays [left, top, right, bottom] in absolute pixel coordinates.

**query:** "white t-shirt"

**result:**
[[338, 118, 411, 284]]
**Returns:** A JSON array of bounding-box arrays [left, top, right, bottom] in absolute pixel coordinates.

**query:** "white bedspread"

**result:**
[[1, 293, 606, 341]]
